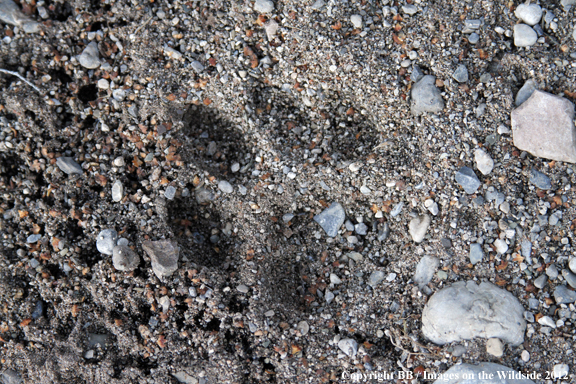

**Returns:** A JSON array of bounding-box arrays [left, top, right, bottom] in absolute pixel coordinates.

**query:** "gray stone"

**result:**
[[96, 229, 118, 256], [325, 289, 334, 304], [313, 202, 346, 237], [474, 149, 494, 175], [408, 214, 431, 243], [142, 240, 180, 279], [529, 169, 551, 190], [468, 32, 479, 44], [350, 15, 362, 29], [0, 369, 22, 384], [117, 238, 129, 246], [432, 363, 536, 384], [26, 234, 41, 243], [562, 269, 576, 289], [172, 372, 198, 384], [0, 0, 40, 33], [463, 19, 481, 33], [264, 20, 278, 40], [452, 64, 468, 83], [112, 89, 125, 101], [413, 255, 438, 289], [411, 65, 424, 83], [469, 243, 484, 265], [368, 271, 385, 287], [401, 4, 418, 15], [112, 245, 140, 272], [537, 315, 556, 328], [390, 202, 403, 217], [377, 222, 390, 241], [570, 257, 576, 274], [514, 24, 538, 47], [297, 320, 309, 335], [354, 223, 368, 236], [486, 338, 504, 357], [422, 281, 526, 346], [237, 284, 249, 293], [553, 284, 576, 304], [553, 364, 569, 379], [56, 157, 83, 175], [112, 180, 123, 202], [164, 185, 176, 200], [455, 167, 481, 194], [563, 0, 576, 11], [494, 239, 508, 254], [337, 338, 358, 357], [512, 90, 576, 163], [514, 3, 542, 26], [195, 188, 214, 204], [253, 0, 274, 13], [546, 264, 558, 279], [451, 345, 466, 357], [190, 60, 204, 73], [515, 79, 538, 106], [533, 274, 547, 289], [78, 41, 101, 69], [410, 75, 444, 116], [310, 0, 325, 11]]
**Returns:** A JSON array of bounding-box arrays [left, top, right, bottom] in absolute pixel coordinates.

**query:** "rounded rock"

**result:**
[[112, 245, 140, 271], [514, 24, 538, 47], [96, 229, 118, 255], [514, 4, 543, 26]]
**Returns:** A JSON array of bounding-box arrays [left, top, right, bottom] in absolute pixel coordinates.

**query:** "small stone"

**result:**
[[546, 264, 558, 279], [368, 271, 385, 287], [463, 19, 481, 32], [494, 239, 508, 254], [469, 243, 484, 265], [411, 65, 424, 83], [313, 202, 346, 237], [529, 169, 551, 190], [96, 229, 118, 256], [237, 284, 249, 293], [486, 338, 504, 357], [113, 157, 125, 167], [424, 199, 439, 215], [297, 321, 309, 335], [474, 149, 494, 175], [311, 0, 325, 11], [117, 238, 129, 246], [142, 240, 180, 279], [533, 275, 547, 289], [1, 369, 22, 384], [455, 167, 481, 194], [164, 185, 176, 200], [390, 202, 403, 217], [190, 60, 204, 73], [218, 180, 233, 194], [31, 300, 44, 319], [325, 289, 334, 304], [253, 0, 274, 13], [172, 372, 197, 384], [0, 0, 40, 33], [264, 310, 274, 317], [56, 157, 83, 175], [78, 41, 101, 69], [514, 24, 538, 47], [377, 222, 390, 241], [521, 350, 530, 362], [409, 214, 431, 243], [515, 79, 538, 106], [264, 20, 278, 40], [112, 245, 140, 271], [112, 180, 123, 202], [231, 163, 240, 172], [330, 273, 342, 285], [570, 257, 576, 274], [554, 285, 576, 304], [196, 188, 214, 204], [410, 75, 444, 116], [562, 269, 576, 289], [337, 338, 358, 357], [515, 3, 542, 26], [354, 223, 368, 236], [451, 345, 467, 357], [413, 255, 438, 289], [26, 234, 41, 243], [467, 32, 479, 44], [452, 64, 468, 83], [350, 15, 362, 29], [552, 364, 569, 379], [537, 315, 556, 328], [401, 4, 418, 15], [97, 78, 109, 89], [422, 281, 526, 345]]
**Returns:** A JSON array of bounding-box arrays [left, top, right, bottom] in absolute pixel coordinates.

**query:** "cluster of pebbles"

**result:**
[[1, 0, 576, 383]]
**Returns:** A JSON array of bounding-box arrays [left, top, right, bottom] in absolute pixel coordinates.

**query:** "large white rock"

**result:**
[[433, 362, 536, 384], [514, 3, 542, 26], [422, 281, 526, 346], [511, 90, 576, 163]]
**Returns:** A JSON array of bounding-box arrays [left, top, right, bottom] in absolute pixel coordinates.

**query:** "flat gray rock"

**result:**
[[452, 64, 468, 83], [515, 79, 538, 106], [413, 255, 438, 289], [411, 75, 444, 116], [469, 243, 484, 265], [314, 202, 345, 237], [511, 90, 576, 163], [570, 257, 576, 274], [529, 169, 551, 190], [455, 167, 481, 194], [514, 24, 537, 47], [0, 369, 22, 384], [0, 0, 40, 33], [422, 281, 526, 346], [368, 271, 385, 287], [78, 41, 101, 69], [554, 285, 576, 304], [433, 362, 536, 384], [56, 157, 83, 175], [96, 229, 118, 256], [112, 245, 140, 271], [142, 239, 180, 279]]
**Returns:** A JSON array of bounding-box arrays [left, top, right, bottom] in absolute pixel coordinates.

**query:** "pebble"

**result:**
[[537, 315, 556, 328], [368, 271, 385, 287], [413, 255, 438, 289], [467, 32, 479, 44], [31, 300, 44, 319], [474, 149, 494, 175], [411, 65, 424, 82], [521, 350, 530, 362], [424, 199, 439, 215], [310, 0, 325, 11], [463, 19, 481, 32], [26, 234, 41, 243], [562, 269, 576, 289], [297, 321, 309, 335], [514, 24, 538, 47], [486, 338, 504, 357], [570, 257, 576, 274], [533, 274, 547, 289], [514, 3, 543, 26], [112, 180, 123, 202], [325, 289, 334, 304], [515, 79, 538, 106], [218, 180, 233, 194], [196, 188, 214, 204], [56, 157, 83, 175], [354, 223, 368, 236], [529, 169, 551, 190], [164, 185, 176, 200], [434, 363, 536, 384], [402, 4, 418, 15], [350, 15, 362, 29], [97, 79, 109, 89], [494, 239, 508, 254], [78, 41, 101, 69], [390, 202, 403, 217], [96, 229, 118, 256], [112, 245, 140, 272], [455, 167, 481, 194], [552, 364, 569, 379], [330, 273, 342, 285], [452, 64, 468, 83], [253, 0, 274, 13], [422, 281, 526, 345], [546, 264, 558, 279], [237, 284, 249, 293], [190, 60, 204, 73], [142, 240, 180, 279], [377, 222, 390, 242], [410, 75, 444, 116], [264, 20, 278, 40], [113, 157, 125, 167], [0, 369, 22, 384], [0, 0, 40, 33], [554, 284, 576, 304], [337, 338, 358, 357], [313, 202, 346, 237], [469, 243, 484, 265], [451, 345, 467, 357], [408, 214, 431, 243]]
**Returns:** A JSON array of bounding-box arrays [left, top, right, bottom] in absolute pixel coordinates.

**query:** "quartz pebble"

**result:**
[[164, 185, 176, 200], [218, 180, 233, 193], [512, 90, 576, 163], [56, 157, 83, 175], [297, 321, 309, 335], [514, 3, 542, 26], [455, 167, 481, 194], [253, 0, 274, 13], [408, 214, 431, 243], [514, 24, 538, 47], [410, 75, 444, 116], [350, 15, 362, 29], [112, 180, 123, 202], [494, 239, 508, 254], [469, 243, 484, 265], [529, 169, 551, 190], [452, 64, 468, 83], [422, 281, 526, 345], [78, 41, 101, 69], [368, 271, 385, 287], [112, 245, 140, 271], [515, 79, 538, 106], [537, 315, 556, 328], [474, 149, 494, 175], [313, 202, 346, 237], [96, 229, 118, 256], [337, 338, 358, 357], [413, 255, 438, 290], [432, 363, 536, 384], [142, 240, 180, 279], [485, 338, 504, 357]]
